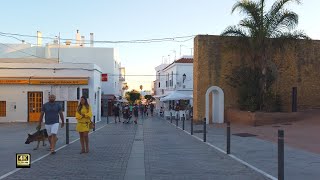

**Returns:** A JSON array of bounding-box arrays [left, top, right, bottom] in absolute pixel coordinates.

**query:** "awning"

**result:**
[[153, 93, 170, 98], [160, 91, 193, 102]]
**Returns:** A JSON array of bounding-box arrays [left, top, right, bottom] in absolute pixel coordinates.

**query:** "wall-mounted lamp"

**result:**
[[183, 73, 186, 83]]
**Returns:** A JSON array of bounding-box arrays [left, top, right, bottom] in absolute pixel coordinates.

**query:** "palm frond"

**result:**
[[240, 18, 257, 34], [221, 25, 249, 37], [267, 10, 299, 36], [267, 0, 301, 20], [232, 0, 261, 27], [272, 30, 310, 40]]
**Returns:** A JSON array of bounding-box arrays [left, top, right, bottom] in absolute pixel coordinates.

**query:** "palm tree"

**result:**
[[221, 0, 309, 109]]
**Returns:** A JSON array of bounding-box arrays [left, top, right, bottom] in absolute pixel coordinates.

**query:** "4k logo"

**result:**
[[16, 153, 31, 168]]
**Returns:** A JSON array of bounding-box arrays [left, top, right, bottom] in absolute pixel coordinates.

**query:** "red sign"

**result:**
[[101, 74, 108, 81]]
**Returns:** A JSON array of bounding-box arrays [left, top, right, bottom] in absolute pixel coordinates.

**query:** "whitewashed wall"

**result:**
[[0, 44, 122, 96], [0, 63, 101, 123]]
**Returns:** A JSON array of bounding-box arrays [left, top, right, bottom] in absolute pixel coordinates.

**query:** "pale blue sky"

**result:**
[[0, 0, 318, 90]]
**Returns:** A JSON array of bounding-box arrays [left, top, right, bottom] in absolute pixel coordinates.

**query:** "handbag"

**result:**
[[89, 121, 95, 129]]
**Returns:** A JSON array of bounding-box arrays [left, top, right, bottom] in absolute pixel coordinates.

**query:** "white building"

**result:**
[[153, 56, 193, 110], [0, 62, 102, 123], [0, 30, 125, 97]]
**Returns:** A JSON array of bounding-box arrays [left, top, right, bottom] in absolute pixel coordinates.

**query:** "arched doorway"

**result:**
[[205, 86, 224, 124]]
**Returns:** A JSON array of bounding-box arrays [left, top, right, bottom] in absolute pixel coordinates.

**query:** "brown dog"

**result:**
[[25, 129, 48, 150]]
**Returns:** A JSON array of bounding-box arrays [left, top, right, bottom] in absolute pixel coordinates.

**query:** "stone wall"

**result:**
[[193, 35, 320, 123]]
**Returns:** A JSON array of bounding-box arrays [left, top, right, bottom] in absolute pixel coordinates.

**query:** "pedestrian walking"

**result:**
[[123, 104, 131, 123], [133, 104, 139, 124], [75, 96, 93, 154], [139, 103, 144, 118], [150, 103, 154, 116], [144, 104, 148, 116], [113, 104, 121, 123], [37, 94, 64, 154]]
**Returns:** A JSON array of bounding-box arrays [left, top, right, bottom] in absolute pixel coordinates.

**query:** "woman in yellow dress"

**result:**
[[75, 96, 92, 154]]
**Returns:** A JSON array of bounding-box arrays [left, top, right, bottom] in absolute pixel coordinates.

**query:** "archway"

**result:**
[[205, 86, 224, 124]]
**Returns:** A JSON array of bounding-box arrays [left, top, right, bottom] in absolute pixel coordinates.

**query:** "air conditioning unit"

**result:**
[[183, 85, 186, 88]]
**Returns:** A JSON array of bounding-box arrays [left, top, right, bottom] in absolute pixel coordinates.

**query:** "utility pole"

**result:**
[[58, 32, 60, 63]]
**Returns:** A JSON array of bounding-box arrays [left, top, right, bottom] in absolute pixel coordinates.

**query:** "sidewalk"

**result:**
[[0, 118, 109, 178], [1, 116, 267, 180], [167, 117, 320, 180]]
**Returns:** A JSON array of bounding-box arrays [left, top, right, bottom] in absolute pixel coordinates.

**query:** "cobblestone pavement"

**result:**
[[1, 116, 268, 180], [143, 116, 267, 180], [0, 117, 110, 179], [165, 117, 320, 180]]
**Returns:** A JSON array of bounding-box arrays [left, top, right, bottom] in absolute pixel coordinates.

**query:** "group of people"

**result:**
[[113, 103, 155, 124], [37, 94, 93, 155]]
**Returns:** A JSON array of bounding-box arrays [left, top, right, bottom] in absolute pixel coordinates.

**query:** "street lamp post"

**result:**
[[171, 50, 176, 61], [180, 45, 187, 57]]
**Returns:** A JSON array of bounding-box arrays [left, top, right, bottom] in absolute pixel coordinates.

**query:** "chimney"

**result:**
[[76, 30, 81, 46], [37, 31, 42, 46], [90, 33, 94, 47], [81, 36, 85, 47]]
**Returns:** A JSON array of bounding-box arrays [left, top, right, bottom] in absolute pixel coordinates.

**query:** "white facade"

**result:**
[[154, 63, 169, 96], [155, 58, 193, 96], [153, 57, 193, 110], [0, 62, 102, 123], [0, 42, 125, 97]]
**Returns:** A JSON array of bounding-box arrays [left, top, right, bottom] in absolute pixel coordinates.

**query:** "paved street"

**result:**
[[0, 116, 268, 180], [167, 117, 320, 180]]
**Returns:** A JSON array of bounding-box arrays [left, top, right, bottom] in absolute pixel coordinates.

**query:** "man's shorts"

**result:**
[[45, 123, 59, 136]]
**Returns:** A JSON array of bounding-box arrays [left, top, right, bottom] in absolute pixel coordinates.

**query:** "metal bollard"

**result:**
[[227, 121, 230, 154], [66, 118, 69, 144], [170, 112, 172, 123], [182, 114, 185, 130], [203, 118, 206, 142], [191, 117, 193, 135], [93, 116, 96, 131], [176, 114, 178, 127], [278, 130, 284, 180]]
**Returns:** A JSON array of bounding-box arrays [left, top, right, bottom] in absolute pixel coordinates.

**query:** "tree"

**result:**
[[144, 95, 155, 102], [125, 90, 141, 104], [122, 85, 129, 91], [221, 0, 308, 110]]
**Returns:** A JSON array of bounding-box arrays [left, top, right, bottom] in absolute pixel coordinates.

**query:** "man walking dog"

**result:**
[[37, 94, 64, 154]]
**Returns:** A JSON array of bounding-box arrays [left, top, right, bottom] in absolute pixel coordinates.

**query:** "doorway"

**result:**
[[28, 92, 43, 122]]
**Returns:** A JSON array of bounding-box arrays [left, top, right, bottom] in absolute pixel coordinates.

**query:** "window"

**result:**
[[77, 87, 80, 100], [56, 101, 65, 112], [0, 101, 6, 117], [82, 88, 89, 99], [171, 71, 173, 87], [67, 101, 78, 117]]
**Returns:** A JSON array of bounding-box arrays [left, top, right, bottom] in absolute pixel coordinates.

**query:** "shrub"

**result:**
[[227, 65, 281, 112]]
